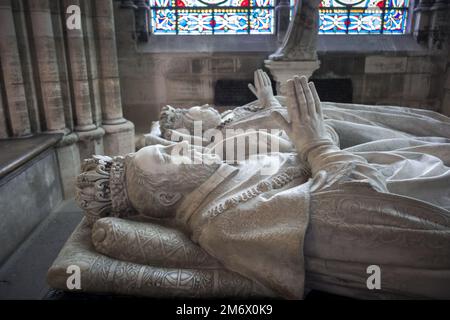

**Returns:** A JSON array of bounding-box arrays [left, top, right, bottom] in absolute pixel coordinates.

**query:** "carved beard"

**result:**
[[125, 157, 221, 219]]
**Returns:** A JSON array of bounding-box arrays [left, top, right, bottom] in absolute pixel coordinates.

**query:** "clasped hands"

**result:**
[[271, 76, 334, 160]]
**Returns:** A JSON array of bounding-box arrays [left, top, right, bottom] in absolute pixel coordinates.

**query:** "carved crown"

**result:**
[[76, 155, 135, 223]]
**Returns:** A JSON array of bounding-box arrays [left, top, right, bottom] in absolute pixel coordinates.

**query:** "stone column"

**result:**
[[81, 0, 102, 126], [50, 0, 74, 132], [95, 0, 134, 156], [265, 0, 321, 95], [64, 0, 95, 132], [28, 0, 80, 198], [120, 0, 137, 9], [134, 0, 150, 42], [0, 81, 8, 138], [441, 60, 450, 116], [413, 0, 434, 45], [429, 0, 450, 50], [28, 0, 67, 133], [63, 0, 105, 160], [0, 0, 31, 137], [12, 0, 41, 134]]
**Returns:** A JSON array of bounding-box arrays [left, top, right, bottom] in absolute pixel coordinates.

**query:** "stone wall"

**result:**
[[115, 2, 450, 133], [314, 50, 447, 111], [440, 56, 450, 116], [118, 48, 270, 132], [0, 0, 135, 198], [0, 147, 62, 264]]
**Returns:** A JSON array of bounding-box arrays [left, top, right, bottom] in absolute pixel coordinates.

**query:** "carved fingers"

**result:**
[[248, 83, 257, 97], [249, 69, 275, 108], [309, 81, 323, 118], [274, 75, 329, 154]]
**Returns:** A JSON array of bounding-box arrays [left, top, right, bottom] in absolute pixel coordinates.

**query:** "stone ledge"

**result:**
[[317, 35, 432, 56], [0, 134, 63, 181], [137, 35, 434, 56], [137, 35, 278, 54]]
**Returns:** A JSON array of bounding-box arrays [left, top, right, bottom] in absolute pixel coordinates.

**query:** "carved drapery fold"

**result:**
[[270, 0, 321, 62], [265, 0, 321, 94]]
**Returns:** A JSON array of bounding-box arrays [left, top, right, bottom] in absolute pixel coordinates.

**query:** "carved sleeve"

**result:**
[[306, 142, 387, 193]]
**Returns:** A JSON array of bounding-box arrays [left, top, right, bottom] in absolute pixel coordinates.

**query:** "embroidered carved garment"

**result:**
[[177, 139, 450, 299]]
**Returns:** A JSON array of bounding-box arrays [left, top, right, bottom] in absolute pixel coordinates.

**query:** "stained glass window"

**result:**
[[150, 0, 275, 34], [289, 0, 410, 34], [150, 0, 411, 35]]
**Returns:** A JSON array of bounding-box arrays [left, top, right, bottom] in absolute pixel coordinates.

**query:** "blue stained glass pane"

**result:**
[[320, 0, 410, 8], [214, 10, 249, 34], [346, 10, 382, 34], [173, 0, 249, 7], [321, 0, 383, 8], [319, 9, 383, 34], [383, 9, 408, 34], [249, 8, 274, 34], [388, 0, 409, 7], [319, 9, 349, 34], [150, 0, 410, 35], [178, 10, 213, 34], [317, 0, 409, 34], [150, 0, 171, 6], [251, 0, 274, 6], [151, 9, 177, 34]]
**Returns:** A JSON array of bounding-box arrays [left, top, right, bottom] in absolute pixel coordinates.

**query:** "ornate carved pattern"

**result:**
[[310, 192, 450, 252], [75, 155, 135, 223], [92, 218, 221, 268], [48, 220, 262, 298], [76, 156, 114, 223], [110, 157, 136, 218], [206, 166, 310, 219]]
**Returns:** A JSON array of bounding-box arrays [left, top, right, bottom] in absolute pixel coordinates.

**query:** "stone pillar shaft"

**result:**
[[63, 0, 95, 132], [62, 0, 105, 162], [0, 81, 8, 138], [50, 0, 75, 132], [413, 0, 434, 44], [28, 0, 66, 132], [0, 0, 31, 137], [12, 0, 41, 134], [429, 0, 450, 50], [95, 0, 135, 156], [81, 0, 102, 126], [95, 0, 125, 125]]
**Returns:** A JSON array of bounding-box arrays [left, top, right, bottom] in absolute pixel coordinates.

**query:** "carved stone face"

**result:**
[[183, 105, 222, 132], [127, 142, 220, 218], [134, 141, 219, 170], [159, 105, 222, 139]]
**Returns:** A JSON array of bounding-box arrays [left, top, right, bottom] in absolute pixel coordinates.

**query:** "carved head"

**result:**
[[159, 105, 185, 139], [159, 105, 221, 139], [183, 105, 222, 133], [126, 142, 220, 218]]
